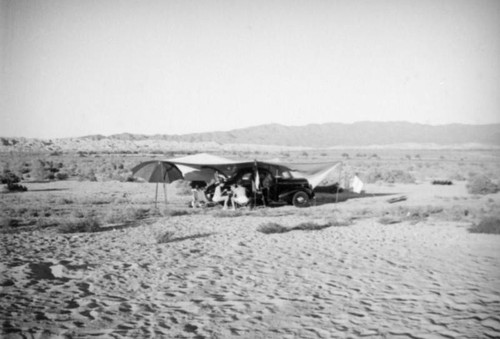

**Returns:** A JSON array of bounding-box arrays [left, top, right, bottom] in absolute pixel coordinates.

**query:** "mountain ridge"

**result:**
[[104, 121, 500, 147], [1, 121, 499, 151]]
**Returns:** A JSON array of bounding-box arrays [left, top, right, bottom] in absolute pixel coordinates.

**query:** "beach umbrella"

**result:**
[[131, 161, 184, 206]]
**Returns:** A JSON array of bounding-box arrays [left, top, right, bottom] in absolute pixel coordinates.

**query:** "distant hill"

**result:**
[[1, 122, 499, 152], [103, 121, 500, 147]]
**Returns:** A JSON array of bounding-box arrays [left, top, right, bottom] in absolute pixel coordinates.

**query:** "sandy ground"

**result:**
[[1, 182, 500, 338]]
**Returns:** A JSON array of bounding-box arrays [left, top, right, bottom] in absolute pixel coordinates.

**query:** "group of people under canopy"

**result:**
[[131, 153, 346, 208], [189, 173, 251, 210]]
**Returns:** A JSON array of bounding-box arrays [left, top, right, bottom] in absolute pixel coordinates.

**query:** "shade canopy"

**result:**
[[131, 153, 342, 188]]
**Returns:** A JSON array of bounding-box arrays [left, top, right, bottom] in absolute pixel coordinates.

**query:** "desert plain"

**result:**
[[1, 148, 500, 338]]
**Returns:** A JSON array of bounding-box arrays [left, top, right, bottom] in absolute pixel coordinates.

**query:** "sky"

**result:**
[[1, 0, 499, 139]]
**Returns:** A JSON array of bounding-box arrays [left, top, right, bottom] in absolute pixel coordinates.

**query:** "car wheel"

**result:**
[[292, 191, 310, 208]]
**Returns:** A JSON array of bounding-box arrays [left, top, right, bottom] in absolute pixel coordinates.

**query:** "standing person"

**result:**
[[261, 172, 273, 204]]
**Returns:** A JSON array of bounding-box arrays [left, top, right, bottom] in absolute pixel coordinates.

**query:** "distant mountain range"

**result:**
[[79, 122, 500, 147], [2, 122, 499, 152]]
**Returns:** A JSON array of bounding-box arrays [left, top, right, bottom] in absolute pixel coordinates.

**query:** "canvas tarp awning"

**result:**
[[132, 153, 342, 189]]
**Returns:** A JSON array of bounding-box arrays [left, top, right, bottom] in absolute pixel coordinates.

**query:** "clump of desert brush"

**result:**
[[257, 219, 352, 234], [469, 216, 500, 234]]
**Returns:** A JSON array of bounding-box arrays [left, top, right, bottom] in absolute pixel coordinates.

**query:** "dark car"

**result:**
[[206, 165, 315, 207]]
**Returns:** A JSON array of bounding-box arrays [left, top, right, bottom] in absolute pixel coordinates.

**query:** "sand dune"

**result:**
[[2, 182, 500, 339]]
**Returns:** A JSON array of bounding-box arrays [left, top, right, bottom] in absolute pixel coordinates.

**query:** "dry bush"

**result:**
[[212, 210, 248, 218], [466, 174, 499, 195], [71, 208, 88, 218], [163, 209, 191, 217], [1, 170, 27, 192], [469, 216, 500, 234], [81, 196, 114, 205], [257, 220, 348, 234], [378, 205, 444, 225], [257, 222, 289, 234], [78, 168, 98, 182], [293, 222, 332, 231], [35, 217, 59, 229], [103, 209, 129, 224], [364, 168, 416, 184], [157, 230, 176, 244], [0, 217, 21, 228], [58, 217, 101, 233], [378, 216, 402, 225], [57, 197, 74, 205]]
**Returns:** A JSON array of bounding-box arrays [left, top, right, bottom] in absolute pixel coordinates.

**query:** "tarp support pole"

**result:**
[[335, 163, 342, 204]]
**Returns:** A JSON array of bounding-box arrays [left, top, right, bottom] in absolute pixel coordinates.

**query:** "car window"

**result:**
[[281, 171, 291, 179], [241, 173, 252, 181]]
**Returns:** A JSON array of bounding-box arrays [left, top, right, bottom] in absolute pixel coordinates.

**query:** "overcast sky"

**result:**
[[1, 0, 499, 139]]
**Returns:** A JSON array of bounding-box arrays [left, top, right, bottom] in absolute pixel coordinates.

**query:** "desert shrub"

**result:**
[[83, 196, 113, 205], [466, 175, 499, 195], [58, 217, 101, 233], [104, 206, 150, 224], [6, 183, 27, 192], [432, 180, 453, 185], [79, 169, 98, 182], [131, 207, 150, 219], [293, 222, 332, 231], [104, 209, 127, 224], [56, 197, 74, 205], [378, 205, 444, 225], [0, 217, 21, 228], [0, 170, 27, 192], [35, 217, 61, 228], [328, 219, 353, 227], [257, 220, 346, 234], [365, 169, 416, 184], [157, 230, 176, 244], [0, 170, 21, 185], [257, 222, 289, 234], [164, 209, 190, 217], [212, 210, 247, 218], [378, 216, 402, 225], [19, 164, 31, 174], [71, 209, 88, 218], [55, 172, 69, 180], [469, 217, 500, 234]]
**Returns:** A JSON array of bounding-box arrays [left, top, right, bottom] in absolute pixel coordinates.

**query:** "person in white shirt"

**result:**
[[212, 180, 230, 209], [230, 183, 249, 209]]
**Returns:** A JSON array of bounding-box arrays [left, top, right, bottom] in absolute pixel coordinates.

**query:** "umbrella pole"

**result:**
[[155, 182, 159, 209], [163, 182, 168, 205]]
